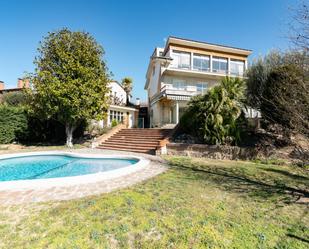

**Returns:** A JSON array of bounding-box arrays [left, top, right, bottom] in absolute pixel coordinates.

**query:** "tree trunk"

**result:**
[[65, 123, 75, 148]]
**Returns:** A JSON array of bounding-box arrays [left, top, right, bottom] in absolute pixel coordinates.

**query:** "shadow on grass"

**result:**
[[167, 159, 309, 204], [262, 168, 309, 181]]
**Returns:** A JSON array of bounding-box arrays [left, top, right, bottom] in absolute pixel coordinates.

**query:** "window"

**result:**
[[171, 51, 190, 69], [172, 79, 186, 90], [193, 54, 210, 71], [196, 82, 208, 94], [230, 60, 245, 76], [109, 110, 124, 124], [212, 57, 228, 73]]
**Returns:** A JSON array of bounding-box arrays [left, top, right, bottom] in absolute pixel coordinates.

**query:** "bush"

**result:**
[[1, 91, 28, 106], [179, 77, 245, 145], [111, 119, 118, 127], [0, 105, 28, 144]]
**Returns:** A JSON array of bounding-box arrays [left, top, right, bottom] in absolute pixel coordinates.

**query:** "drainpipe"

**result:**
[[175, 101, 179, 124]]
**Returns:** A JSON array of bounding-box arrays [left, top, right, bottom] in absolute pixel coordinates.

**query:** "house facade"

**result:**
[[145, 36, 252, 128], [98, 81, 138, 128]]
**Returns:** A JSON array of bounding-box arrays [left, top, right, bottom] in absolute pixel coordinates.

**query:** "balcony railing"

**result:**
[[160, 84, 201, 97], [169, 64, 243, 76]]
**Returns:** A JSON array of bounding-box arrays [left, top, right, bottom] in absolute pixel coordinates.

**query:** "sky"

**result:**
[[0, 0, 297, 101]]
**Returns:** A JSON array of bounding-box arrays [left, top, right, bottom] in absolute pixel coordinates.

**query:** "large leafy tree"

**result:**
[[29, 28, 110, 147]]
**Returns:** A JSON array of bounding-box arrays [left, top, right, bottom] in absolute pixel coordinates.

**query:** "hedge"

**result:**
[[0, 105, 28, 144]]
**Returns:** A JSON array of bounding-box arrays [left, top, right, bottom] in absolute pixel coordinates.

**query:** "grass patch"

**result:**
[[0, 157, 308, 248]]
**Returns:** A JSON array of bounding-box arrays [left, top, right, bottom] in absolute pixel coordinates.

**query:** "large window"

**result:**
[[193, 54, 210, 71], [230, 60, 245, 76], [171, 51, 190, 69], [212, 57, 228, 73], [109, 110, 124, 124], [196, 82, 208, 94]]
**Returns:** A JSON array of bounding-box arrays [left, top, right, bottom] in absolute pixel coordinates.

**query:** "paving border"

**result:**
[[0, 149, 168, 205]]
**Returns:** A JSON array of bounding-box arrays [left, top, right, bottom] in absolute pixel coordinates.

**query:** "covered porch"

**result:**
[[159, 98, 188, 127]]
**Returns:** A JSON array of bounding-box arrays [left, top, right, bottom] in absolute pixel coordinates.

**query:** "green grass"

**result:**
[[0, 157, 308, 248]]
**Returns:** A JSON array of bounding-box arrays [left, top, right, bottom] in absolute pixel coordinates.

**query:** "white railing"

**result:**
[[160, 84, 200, 96]]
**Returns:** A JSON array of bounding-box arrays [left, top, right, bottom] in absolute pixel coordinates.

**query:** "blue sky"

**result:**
[[0, 0, 296, 101]]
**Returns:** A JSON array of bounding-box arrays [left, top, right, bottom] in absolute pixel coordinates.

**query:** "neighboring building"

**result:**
[[0, 78, 30, 102], [145, 36, 252, 128], [97, 81, 138, 128], [0, 78, 30, 94]]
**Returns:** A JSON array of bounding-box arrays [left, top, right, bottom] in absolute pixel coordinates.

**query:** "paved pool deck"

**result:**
[[0, 149, 168, 205]]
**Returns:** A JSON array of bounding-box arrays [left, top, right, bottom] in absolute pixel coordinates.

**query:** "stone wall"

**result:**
[[166, 143, 265, 160]]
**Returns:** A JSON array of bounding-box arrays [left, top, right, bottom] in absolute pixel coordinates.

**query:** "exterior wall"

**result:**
[[108, 81, 127, 105], [147, 61, 161, 99], [149, 102, 161, 127]]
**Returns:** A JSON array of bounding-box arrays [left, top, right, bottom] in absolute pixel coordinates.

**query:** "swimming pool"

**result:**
[[0, 152, 149, 190], [0, 155, 138, 181]]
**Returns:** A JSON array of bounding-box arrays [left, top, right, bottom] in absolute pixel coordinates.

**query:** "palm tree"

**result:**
[[121, 77, 133, 105]]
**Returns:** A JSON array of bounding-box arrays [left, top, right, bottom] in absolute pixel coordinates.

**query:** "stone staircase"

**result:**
[[97, 128, 173, 154]]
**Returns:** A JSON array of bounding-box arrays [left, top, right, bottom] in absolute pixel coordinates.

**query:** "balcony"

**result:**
[[167, 51, 245, 78], [160, 84, 200, 99]]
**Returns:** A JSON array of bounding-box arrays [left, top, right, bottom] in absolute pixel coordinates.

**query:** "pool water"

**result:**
[[0, 155, 138, 181]]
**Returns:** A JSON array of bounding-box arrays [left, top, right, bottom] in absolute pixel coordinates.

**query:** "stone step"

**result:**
[[110, 135, 165, 139], [98, 145, 155, 154], [104, 139, 160, 145], [102, 141, 158, 149]]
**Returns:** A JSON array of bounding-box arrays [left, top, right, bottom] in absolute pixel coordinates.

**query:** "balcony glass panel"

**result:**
[[172, 79, 186, 90], [193, 54, 210, 71], [212, 57, 228, 73], [196, 82, 208, 94], [171, 51, 190, 69], [230, 60, 245, 76]]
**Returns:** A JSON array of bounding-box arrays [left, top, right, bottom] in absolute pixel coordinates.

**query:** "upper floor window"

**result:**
[[171, 51, 190, 69], [212, 57, 228, 73], [196, 82, 208, 94], [193, 54, 210, 71], [230, 59, 245, 76]]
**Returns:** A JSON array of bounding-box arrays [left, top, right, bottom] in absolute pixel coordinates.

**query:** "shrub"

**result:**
[[1, 91, 27, 106], [111, 119, 118, 127], [0, 105, 28, 144], [179, 77, 245, 145]]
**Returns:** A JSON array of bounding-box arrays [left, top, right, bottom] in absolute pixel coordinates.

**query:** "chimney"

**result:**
[[17, 78, 30, 89], [135, 98, 140, 106], [0, 81, 4, 90]]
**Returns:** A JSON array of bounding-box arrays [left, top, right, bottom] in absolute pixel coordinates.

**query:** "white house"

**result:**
[[97, 81, 138, 128], [145, 36, 253, 128]]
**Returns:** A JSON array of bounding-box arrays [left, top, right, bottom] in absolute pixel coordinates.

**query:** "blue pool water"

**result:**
[[0, 155, 138, 181]]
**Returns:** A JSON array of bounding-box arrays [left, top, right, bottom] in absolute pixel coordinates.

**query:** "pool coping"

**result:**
[[0, 151, 150, 191]]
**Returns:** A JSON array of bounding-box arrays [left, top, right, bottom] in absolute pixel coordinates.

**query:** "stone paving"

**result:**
[[0, 149, 168, 205]]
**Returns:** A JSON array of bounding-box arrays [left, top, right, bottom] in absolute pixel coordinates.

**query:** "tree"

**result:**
[[180, 77, 245, 145], [29, 28, 110, 147], [121, 77, 133, 105], [289, 1, 309, 51], [246, 50, 309, 109], [261, 64, 309, 135]]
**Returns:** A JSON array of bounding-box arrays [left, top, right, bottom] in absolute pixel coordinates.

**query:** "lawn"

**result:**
[[0, 156, 308, 248]]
